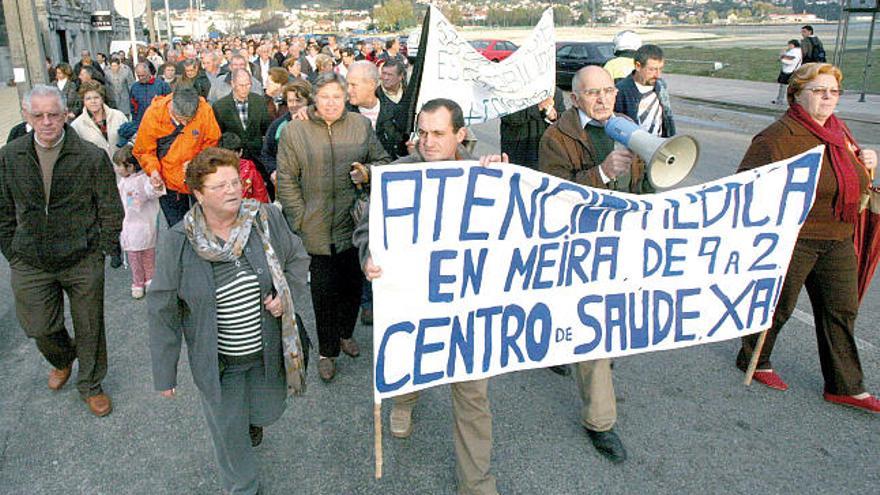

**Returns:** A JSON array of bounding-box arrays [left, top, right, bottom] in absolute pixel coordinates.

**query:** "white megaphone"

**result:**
[[604, 116, 700, 190]]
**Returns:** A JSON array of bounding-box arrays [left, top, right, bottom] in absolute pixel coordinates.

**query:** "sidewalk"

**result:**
[[665, 73, 880, 125], [0, 86, 20, 143]]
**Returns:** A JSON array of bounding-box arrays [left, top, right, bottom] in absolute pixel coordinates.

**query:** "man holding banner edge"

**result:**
[[354, 98, 507, 495], [537, 65, 651, 464]]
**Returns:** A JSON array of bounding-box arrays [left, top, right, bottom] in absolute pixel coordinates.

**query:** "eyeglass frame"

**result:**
[[802, 86, 843, 97], [201, 178, 243, 193], [575, 86, 618, 98]]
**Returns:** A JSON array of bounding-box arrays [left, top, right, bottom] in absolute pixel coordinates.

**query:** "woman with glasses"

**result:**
[[149, 147, 312, 493], [735, 63, 879, 413]]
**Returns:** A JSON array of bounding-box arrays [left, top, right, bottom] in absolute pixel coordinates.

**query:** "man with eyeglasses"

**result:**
[[539, 65, 654, 465], [133, 85, 221, 227], [0, 85, 123, 417], [614, 44, 676, 138]]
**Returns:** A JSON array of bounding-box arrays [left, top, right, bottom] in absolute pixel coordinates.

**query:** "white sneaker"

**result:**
[[131, 286, 145, 299], [390, 404, 413, 438]]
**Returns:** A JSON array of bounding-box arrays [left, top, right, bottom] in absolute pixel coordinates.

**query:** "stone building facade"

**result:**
[[1, 0, 142, 82]]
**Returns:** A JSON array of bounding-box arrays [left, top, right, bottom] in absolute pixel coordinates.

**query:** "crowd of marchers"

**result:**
[[1, 27, 877, 495]]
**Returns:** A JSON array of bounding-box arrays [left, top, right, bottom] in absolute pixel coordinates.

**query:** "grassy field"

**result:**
[[663, 47, 880, 93]]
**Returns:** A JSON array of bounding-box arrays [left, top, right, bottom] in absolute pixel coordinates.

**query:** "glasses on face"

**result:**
[[202, 178, 243, 193], [803, 86, 843, 97], [579, 87, 618, 98]]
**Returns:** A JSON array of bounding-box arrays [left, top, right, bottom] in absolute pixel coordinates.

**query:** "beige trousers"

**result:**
[[574, 358, 617, 431], [394, 378, 497, 495]]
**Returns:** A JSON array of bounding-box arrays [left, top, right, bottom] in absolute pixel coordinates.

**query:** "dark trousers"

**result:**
[[309, 247, 364, 358], [361, 279, 373, 308], [159, 191, 194, 227], [737, 238, 864, 395], [9, 251, 108, 397], [200, 358, 286, 495]]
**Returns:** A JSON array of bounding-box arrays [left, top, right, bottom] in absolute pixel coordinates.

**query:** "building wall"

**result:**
[[38, 0, 143, 65]]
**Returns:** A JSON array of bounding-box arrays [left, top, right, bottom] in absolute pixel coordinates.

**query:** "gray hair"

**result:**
[[314, 72, 348, 94], [182, 58, 199, 69], [231, 69, 250, 84], [135, 62, 151, 73], [172, 85, 200, 118], [22, 84, 64, 113], [348, 60, 379, 83]]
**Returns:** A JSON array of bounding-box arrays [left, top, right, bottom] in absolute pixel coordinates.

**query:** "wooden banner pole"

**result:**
[[374, 401, 383, 479], [743, 329, 768, 386]]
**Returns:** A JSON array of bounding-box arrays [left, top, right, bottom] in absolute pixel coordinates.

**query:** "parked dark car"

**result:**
[[555, 41, 615, 88]]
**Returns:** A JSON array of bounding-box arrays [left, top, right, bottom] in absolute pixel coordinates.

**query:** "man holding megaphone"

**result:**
[[538, 65, 653, 465]]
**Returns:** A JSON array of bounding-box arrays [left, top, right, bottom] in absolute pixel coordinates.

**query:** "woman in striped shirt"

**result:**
[[148, 147, 312, 494]]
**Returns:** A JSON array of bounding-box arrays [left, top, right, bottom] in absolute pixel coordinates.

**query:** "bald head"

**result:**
[[572, 65, 613, 94], [348, 60, 379, 83], [570, 66, 617, 122], [346, 61, 379, 107]]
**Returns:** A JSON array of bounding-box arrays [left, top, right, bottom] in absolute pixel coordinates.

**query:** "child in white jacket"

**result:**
[[112, 144, 165, 299]]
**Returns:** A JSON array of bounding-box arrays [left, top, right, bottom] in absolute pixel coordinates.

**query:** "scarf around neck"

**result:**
[[786, 102, 863, 224], [184, 199, 307, 395]]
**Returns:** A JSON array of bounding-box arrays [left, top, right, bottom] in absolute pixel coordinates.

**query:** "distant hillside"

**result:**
[[153, 0, 375, 10]]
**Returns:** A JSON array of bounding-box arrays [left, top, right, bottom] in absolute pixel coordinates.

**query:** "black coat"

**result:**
[[0, 127, 123, 271], [500, 88, 565, 169], [346, 90, 408, 160], [212, 92, 272, 163], [5, 122, 29, 144]]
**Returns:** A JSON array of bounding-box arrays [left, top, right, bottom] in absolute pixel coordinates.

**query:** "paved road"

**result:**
[[1, 96, 878, 494]]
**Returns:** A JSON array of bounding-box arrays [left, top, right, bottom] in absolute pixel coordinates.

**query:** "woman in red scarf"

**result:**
[[735, 63, 879, 413]]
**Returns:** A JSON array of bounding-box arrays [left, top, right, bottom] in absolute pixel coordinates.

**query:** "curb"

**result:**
[[671, 94, 880, 126]]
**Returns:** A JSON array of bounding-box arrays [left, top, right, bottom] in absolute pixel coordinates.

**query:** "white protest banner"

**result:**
[[416, 6, 556, 125], [369, 148, 824, 401]]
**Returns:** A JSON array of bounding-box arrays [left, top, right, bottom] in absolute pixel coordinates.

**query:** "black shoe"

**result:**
[[548, 365, 570, 376], [249, 425, 263, 447], [586, 428, 627, 464]]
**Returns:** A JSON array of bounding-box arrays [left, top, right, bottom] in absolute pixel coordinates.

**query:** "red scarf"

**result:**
[[786, 102, 863, 224]]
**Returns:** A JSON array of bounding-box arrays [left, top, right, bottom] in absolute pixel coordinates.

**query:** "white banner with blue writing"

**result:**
[[369, 148, 823, 401], [416, 6, 556, 125]]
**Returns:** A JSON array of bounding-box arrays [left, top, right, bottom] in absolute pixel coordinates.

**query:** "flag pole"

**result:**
[[400, 7, 432, 135], [743, 330, 768, 385], [374, 400, 383, 479]]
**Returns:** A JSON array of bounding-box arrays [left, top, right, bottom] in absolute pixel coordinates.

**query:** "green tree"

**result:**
[[372, 0, 416, 31], [703, 9, 719, 24], [553, 6, 573, 26], [442, 4, 464, 26]]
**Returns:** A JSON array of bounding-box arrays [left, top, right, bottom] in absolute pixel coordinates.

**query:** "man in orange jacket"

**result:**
[[133, 85, 221, 226]]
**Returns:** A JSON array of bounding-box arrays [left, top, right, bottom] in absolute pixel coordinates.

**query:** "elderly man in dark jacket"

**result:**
[[540, 66, 652, 465], [213, 69, 274, 197], [0, 85, 123, 417], [344, 61, 408, 160]]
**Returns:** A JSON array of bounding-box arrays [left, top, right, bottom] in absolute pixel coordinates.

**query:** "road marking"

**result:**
[[791, 307, 876, 352]]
